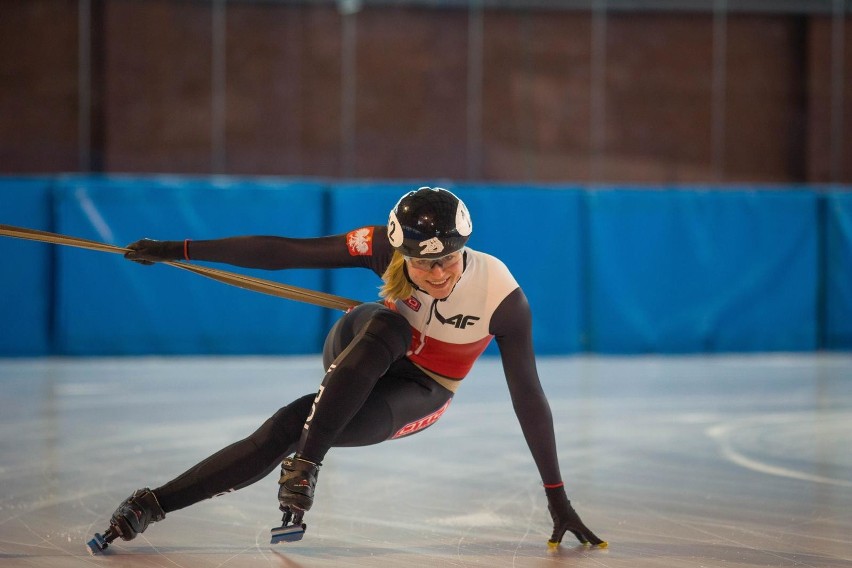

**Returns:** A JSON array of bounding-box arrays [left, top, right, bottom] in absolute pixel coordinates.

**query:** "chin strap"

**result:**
[[401, 262, 425, 293]]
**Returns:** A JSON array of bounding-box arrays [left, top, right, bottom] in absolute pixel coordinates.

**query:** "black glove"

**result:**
[[545, 485, 606, 547], [124, 239, 183, 265]]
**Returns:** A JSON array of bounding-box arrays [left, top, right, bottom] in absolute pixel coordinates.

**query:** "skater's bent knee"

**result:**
[[263, 395, 314, 446], [363, 309, 411, 356]]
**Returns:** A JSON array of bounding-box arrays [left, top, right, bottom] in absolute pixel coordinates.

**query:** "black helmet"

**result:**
[[387, 187, 472, 258]]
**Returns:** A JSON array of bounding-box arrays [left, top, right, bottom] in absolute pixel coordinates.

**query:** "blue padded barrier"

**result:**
[[327, 182, 585, 355], [0, 178, 53, 356], [327, 182, 419, 305], [1, 177, 846, 356], [53, 176, 328, 355], [586, 188, 818, 353], [450, 184, 586, 355], [825, 191, 852, 349]]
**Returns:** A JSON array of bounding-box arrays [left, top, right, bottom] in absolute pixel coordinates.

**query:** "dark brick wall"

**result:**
[[103, 0, 214, 173], [352, 7, 469, 180], [1, 0, 79, 172], [224, 4, 343, 176], [808, 15, 852, 184], [1, 1, 849, 183]]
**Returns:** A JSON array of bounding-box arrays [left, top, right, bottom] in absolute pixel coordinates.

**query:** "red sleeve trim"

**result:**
[[543, 482, 564, 489]]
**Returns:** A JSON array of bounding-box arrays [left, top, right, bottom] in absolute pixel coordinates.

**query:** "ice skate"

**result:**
[[86, 488, 165, 554], [270, 456, 320, 544]]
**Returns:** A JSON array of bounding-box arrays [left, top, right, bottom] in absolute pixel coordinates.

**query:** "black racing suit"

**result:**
[[152, 226, 563, 514]]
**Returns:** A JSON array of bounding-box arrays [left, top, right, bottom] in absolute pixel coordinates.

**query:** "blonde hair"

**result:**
[[380, 250, 414, 302]]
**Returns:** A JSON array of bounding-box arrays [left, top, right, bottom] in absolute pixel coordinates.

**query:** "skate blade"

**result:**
[[86, 533, 108, 555], [270, 523, 306, 544]]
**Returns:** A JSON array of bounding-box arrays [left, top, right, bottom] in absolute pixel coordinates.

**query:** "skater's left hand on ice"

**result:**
[[545, 485, 606, 547]]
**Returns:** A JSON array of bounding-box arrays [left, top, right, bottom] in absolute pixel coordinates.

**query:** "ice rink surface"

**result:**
[[1, 354, 851, 568]]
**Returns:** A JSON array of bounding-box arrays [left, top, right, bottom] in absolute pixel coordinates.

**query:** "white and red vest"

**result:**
[[385, 248, 519, 380]]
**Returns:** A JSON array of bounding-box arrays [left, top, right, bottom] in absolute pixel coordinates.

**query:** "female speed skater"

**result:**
[[93, 186, 605, 551]]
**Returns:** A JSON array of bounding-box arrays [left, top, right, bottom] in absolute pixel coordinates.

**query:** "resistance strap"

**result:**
[[0, 224, 362, 312]]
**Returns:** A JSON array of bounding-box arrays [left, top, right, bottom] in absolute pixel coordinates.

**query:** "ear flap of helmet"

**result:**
[[387, 209, 404, 248], [455, 199, 472, 237]]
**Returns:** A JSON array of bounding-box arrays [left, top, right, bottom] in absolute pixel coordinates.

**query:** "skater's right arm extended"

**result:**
[[125, 227, 393, 272]]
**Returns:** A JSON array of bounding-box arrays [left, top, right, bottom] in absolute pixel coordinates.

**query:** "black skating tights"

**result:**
[[153, 303, 452, 514]]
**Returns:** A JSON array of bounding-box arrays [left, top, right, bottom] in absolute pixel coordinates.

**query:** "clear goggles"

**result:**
[[405, 249, 464, 271]]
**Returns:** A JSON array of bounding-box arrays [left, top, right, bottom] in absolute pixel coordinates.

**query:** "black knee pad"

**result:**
[[266, 395, 314, 447], [362, 308, 412, 359], [323, 303, 412, 368]]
